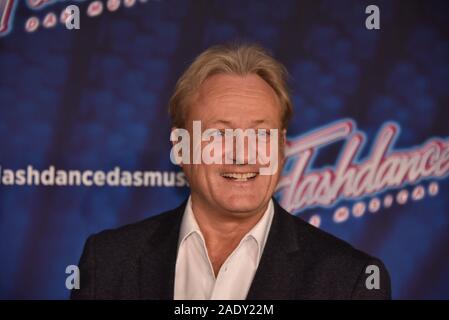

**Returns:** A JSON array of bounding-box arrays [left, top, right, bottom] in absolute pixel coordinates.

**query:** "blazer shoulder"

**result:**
[[283, 208, 372, 262], [277, 207, 391, 298], [276, 204, 386, 277], [88, 205, 183, 258], [72, 205, 184, 299], [309, 219, 366, 255]]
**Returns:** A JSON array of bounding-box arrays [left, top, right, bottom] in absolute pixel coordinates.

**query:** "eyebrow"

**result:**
[[210, 119, 270, 126]]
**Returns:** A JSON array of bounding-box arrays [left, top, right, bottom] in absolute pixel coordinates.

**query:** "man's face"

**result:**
[[180, 73, 286, 218]]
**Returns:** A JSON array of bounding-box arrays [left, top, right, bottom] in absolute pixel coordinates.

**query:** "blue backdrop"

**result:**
[[1, 0, 448, 299]]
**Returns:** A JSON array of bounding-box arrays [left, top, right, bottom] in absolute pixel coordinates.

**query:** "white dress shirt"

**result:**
[[174, 197, 274, 300]]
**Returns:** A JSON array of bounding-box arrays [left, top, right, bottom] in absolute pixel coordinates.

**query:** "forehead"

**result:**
[[188, 73, 281, 127]]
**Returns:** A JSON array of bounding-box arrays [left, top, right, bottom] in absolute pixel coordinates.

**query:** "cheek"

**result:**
[[183, 165, 208, 183], [191, 164, 221, 184]]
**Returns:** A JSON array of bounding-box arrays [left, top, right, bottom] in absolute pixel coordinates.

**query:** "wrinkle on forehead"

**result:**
[[197, 73, 279, 105], [188, 74, 282, 128]]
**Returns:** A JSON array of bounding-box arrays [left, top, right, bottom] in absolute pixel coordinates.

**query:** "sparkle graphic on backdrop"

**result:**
[[0, 0, 148, 36]]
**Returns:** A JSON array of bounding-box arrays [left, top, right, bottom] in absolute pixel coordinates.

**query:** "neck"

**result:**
[[189, 195, 270, 276], [190, 196, 269, 242]]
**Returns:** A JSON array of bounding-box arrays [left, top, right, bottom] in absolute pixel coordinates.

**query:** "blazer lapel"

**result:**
[[247, 199, 306, 300], [138, 201, 186, 300], [137, 198, 312, 300]]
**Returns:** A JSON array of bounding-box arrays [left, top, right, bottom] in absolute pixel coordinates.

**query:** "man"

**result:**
[[71, 43, 391, 300]]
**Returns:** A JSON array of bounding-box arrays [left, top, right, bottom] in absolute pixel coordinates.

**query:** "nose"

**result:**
[[223, 130, 258, 165]]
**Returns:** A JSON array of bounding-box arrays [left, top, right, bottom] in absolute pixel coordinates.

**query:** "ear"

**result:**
[[282, 129, 287, 146], [280, 128, 287, 163], [280, 128, 287, 153], [170, 127, 178, 147], [170, 126, 183, 168]]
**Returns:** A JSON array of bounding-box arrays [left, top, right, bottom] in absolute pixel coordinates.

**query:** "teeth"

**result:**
[[221, 172, 257, 181]]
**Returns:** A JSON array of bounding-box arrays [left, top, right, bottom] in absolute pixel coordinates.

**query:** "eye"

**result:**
[[206, 129, 225, 138], [257, 129, 270, 138]]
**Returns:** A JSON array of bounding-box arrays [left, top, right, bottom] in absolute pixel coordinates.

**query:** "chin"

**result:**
[[217, 194, 267, 215]]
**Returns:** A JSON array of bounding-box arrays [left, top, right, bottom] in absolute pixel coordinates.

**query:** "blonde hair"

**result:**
[[168, 43, 293, 129]]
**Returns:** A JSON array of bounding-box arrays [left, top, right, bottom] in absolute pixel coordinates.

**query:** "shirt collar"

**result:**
[[178, 196, 203, 247], [178, 196, 275, 263]]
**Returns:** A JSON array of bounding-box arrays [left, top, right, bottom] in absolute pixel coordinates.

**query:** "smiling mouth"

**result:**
[[220, 172, 258, 182]]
